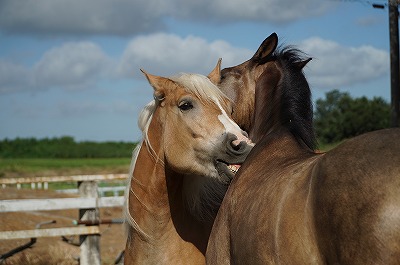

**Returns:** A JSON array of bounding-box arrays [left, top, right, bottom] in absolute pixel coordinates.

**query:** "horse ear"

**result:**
[[251, 32, 278, 64], [294, 58, 312, 70], [207, 58, 222, 85], [140, 69, 167, 101]]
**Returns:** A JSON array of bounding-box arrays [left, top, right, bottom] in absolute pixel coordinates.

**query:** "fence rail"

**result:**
[[0, 174, 128, 265], [0, 196, 124, 212], [56, 186, 126, 197], [0, 226, 101, 240], [0, 174, 128, 189]]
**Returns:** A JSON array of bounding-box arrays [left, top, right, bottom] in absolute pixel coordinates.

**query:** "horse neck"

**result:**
[[125, 129, 208, 263], [250, 61, 316, 151], [250, 63, 283, 143], [128, 139, 170, 238], [242, 128, 314, 181]]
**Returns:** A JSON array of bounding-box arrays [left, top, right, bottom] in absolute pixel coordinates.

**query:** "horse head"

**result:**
[[208, 33, 278, 134], [141, 70, 253, 183], [214, 33, 315, 149]]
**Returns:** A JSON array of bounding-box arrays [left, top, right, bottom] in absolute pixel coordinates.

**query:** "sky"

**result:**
[[0, 0, 392, 142]]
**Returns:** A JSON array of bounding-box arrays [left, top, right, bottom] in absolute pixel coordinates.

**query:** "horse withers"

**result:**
[[124, 70, 253, 264], [206, 33, 400, 264]]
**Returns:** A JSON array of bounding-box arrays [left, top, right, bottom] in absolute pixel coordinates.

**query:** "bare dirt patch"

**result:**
[[0, 188, 126, 265]]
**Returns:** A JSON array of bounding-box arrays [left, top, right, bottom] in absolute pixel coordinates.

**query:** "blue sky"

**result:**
[[0, 0, 391, 142]]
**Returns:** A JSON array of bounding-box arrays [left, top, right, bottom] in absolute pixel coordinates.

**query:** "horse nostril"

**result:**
[[225, 133, 249, 155], [230, 140, 244, 151], [220, 133, 253, 163]]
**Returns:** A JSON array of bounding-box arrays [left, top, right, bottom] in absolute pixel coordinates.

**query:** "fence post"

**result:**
[[78, 181, 101, 265]]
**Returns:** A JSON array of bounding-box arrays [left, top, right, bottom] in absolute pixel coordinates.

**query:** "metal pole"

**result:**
[[389, 0, 400, 127]]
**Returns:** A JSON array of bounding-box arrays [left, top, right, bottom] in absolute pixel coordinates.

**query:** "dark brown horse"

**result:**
[[207, 33, 400, 264]]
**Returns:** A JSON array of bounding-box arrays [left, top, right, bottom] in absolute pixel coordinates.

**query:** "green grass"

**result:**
[[0, 158, 131, 179]]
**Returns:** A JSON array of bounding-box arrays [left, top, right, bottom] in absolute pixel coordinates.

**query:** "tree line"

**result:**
[[0, 136, 137, 158], [314, 90, 391, 144], [0, 90, 391, 158]]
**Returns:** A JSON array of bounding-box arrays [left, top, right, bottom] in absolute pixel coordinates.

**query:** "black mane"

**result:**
[[269, 47, 316, 150]]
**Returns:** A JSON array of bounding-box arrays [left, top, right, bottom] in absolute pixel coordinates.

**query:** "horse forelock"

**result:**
[[170, 73, 230, 108]]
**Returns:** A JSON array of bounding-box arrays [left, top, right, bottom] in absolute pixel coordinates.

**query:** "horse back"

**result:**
[[314, 128, 400, 264]]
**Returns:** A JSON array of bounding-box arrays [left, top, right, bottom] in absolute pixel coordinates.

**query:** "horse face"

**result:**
[[142, 71, 253, 183], [216, 33, 279, 133]]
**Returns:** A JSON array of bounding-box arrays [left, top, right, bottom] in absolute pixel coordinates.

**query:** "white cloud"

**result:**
[[0, 0, 335, 36], [0, 33, 253, 95], [299, 37, 389, 89], [0, 41, 113, 94], [0, 34, 390, 95], [117, 33, 253, 78], [33, 42, 112, 90]]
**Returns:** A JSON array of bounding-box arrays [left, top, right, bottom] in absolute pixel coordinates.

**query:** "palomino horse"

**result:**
[[207, 33, 400, 264], [124, 70, 253, 264]]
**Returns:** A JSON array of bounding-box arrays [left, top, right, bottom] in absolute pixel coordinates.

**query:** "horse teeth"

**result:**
[[228, 164, 240, 174]]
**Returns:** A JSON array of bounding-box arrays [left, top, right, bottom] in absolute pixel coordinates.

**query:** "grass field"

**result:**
[[0, 158, 132, 179], [0, 139, 340, 179]]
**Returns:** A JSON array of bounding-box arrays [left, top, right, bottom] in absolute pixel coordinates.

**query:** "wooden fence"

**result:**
[[0, 174, 128, 265], [0, 173, 128, 189], [56, 186, 126, 197]]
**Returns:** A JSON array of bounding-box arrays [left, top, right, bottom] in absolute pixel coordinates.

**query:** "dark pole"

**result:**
[[389, 0, 400, 127]]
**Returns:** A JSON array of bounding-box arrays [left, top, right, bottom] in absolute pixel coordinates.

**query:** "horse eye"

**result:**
[[178, 101, 193, 111]]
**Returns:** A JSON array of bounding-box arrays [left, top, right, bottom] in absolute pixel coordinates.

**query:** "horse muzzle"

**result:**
[[214, 133, 253, 183]]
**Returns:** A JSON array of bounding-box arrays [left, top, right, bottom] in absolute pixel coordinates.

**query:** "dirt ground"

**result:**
[[0, 188, 126, 265]]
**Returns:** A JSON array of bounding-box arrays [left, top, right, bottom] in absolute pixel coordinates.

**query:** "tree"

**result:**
[[0, 137, 137, 158], [314, 90, 390, 144]]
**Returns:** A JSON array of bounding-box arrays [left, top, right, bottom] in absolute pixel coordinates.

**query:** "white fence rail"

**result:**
[[0, 174, 128, 265], [56, 186, 126, 197], [0, 196, 124, 212], [0, 226, 101, 240], [0, 174, 128, 190]]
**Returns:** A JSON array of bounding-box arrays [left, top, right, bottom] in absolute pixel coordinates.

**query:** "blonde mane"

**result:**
[[124, 73, 231, 240], [170, 73, 228, 105], [124, 100, 156, 241]]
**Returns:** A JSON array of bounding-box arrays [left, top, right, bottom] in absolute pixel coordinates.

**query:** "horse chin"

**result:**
[[215, 161, 241, 184]]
